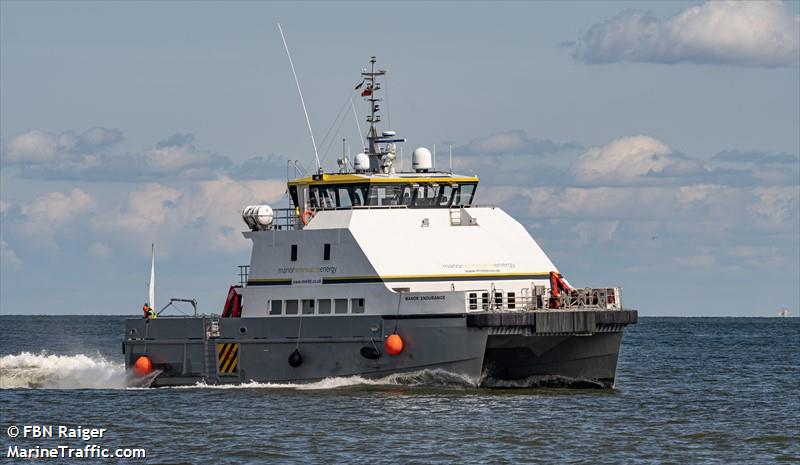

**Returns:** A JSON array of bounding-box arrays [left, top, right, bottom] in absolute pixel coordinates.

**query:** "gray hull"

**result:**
[[124, 310, 637, 388]]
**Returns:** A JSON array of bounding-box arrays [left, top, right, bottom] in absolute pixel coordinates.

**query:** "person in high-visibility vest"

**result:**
[[142, 303, 157, 319]]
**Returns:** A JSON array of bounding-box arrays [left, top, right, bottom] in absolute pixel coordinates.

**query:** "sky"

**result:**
[[1, 0, 798, 316]]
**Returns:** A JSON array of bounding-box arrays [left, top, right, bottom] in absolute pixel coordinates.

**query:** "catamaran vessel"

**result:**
[[125, 57, 637, 388]]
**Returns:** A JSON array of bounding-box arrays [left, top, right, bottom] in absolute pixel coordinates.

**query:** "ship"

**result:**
[[124, 57, 638, 388]]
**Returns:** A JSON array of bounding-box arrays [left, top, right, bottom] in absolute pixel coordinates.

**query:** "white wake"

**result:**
[[0, 353, 489, 391], [176, 369, 479, 390], [0, 352, 127, 389]]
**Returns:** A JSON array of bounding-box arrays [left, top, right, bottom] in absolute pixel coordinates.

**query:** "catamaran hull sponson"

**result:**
[[124, 310, 636, 388]]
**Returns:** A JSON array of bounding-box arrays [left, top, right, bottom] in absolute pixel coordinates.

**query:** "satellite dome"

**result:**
[[412, 147, 432, 172], [354, 152, 370, 172]]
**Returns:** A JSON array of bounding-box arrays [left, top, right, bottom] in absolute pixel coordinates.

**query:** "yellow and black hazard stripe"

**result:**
[[216, 343, 239, 375]]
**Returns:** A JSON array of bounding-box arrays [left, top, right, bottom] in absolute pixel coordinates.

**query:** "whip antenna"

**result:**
[[277, 23, 321, 173]]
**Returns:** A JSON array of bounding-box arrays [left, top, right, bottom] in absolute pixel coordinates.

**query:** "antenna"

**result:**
[[277, 23, 321, 173], [449, 144, 453, 173], [350, 97, 365, 150], [433, 143, 436, 170]]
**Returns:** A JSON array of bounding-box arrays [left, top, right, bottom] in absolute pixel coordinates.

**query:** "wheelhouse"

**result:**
[[287, 174, 479, 210]]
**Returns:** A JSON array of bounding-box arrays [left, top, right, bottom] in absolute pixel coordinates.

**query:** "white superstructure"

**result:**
[[236, 57, 619, 319]]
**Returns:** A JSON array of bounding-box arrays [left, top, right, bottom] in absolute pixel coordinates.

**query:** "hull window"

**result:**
[[494, 292, 503, 306], [291, 244, 298, 261], [481, 292, 489, 310], [270, 300, 282, 315], [508, 292, 516, 309], [285, 300, 299, 315], [334, 298, 348, 314], [318, 299, 332, 314], [351, 298, 365, 314], [468, 293, 478, 311], [324, 243, 331, 260]]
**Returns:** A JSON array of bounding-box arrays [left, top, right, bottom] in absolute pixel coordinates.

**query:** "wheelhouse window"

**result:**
[[285, 300, 299, 315], [453, 184, 476, 207], [270, 300, 282, 315], [307, 182, 477, 209]]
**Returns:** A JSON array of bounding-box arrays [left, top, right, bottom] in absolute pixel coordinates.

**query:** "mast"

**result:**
[[148, 243, 155, 310], [362, 56, 385, 171], [359, 57, 405, 173]]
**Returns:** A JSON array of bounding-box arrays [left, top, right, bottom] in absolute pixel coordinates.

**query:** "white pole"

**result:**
[[278, 23, 320, 172], [449, 144, 453, 173], [148, 243, 155, 310], [433, 143, 436, 170], [350, 97, 365, 151]]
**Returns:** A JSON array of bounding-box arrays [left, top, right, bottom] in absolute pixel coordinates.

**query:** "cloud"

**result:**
[[1, 239, 23, 267], [3, 188, 98, 252], [569, 135, 710, 186], [2, 127, 123, 164], [713, 149, 800, 165], [2, 129, 232, 181], [21, 188, 96, 224], [457, 130, 582, 157], [1, 128, 295, 182], [97, 177, 286, 252], [229, 154, 288, 180], [573, 1, 800, 67]]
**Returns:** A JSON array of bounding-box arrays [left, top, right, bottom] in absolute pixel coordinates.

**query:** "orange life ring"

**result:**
[[301, 209, 314, 225]]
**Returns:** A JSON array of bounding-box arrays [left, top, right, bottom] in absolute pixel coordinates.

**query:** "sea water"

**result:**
[[0, 316, 798, 464]]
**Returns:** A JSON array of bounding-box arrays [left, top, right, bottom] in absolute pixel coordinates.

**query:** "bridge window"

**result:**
[[453, 184, 476, 207], [270, 300, 282, 315], [438, 184, 455, 207], [367, 185, 409, 206], [285, 300, 299, 315], [302, 299, 315, 315], [337, 187, 352, 208], [413, 184, 440, 208]]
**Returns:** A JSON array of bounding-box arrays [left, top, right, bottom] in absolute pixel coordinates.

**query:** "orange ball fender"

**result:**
[[301, 209, 315, 225], [133, 355, 153, 377], [385, 333, 404, 356]]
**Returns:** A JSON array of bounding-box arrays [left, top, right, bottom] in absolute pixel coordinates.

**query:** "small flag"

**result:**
[[361, 86, 373, 97]]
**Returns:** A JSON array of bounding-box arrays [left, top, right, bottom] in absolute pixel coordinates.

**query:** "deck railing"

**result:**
[[464, 287, 623, 313]]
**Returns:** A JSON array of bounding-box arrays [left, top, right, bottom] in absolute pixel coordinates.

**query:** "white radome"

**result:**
[[412, 147, 432, 171], [354, 152, 370, 172]]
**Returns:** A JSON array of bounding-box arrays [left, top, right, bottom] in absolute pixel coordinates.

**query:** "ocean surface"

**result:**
[[0, 316, 798, 464]]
